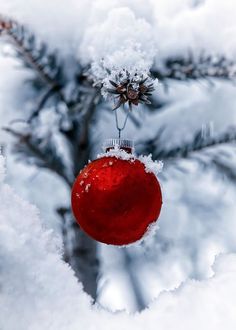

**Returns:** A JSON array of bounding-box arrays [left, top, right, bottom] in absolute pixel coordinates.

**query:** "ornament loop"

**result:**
[[115, 107, 130, 139]]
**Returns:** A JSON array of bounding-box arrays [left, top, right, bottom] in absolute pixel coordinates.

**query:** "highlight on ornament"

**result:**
[[71, 139, 163, 246]]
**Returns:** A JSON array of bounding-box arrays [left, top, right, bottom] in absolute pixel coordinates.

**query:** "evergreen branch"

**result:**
[[3, 126, 71, 186], [77, 90, 101, 150], [152, 53, 236, 82], [59, 88, 101, 177], [1, 15, 104, 303], [212, 157, 236, 182], [0, 15, 63, 90], [140, 127, 236, 161], [28, 85, 60, 122]]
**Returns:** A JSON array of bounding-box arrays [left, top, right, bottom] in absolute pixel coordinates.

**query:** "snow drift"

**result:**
[[1, 156, 236, 329]]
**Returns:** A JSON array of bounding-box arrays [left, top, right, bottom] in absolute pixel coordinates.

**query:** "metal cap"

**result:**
[[102, 139, 134, 153]]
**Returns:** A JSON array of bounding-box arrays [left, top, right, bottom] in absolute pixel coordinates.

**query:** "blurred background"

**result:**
[[1, 0, 236, 312]]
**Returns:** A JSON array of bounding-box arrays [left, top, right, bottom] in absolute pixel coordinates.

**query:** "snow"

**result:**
[[80, 4, 157, 66], [97, 144, 163, 177], [1, 156, 236, 329], [139, 154, 163, 176], [153, 0, 236, 60], [0, 0, 91, 57], [2, 0, 236, 98], [98, 144, 135, 161], [2, 0, 236, 65], [81, 5, 158, 92], [1, 0, 236, 319], [0, 157, 92, 330]]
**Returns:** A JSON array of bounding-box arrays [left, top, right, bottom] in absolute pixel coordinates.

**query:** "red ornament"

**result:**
[[71, 142, 162, 245]]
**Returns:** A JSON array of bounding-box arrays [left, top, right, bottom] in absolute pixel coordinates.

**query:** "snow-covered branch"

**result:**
[[0, 15, 63, 90], [140, 126, 236, 179], [3, 126, 71, 186], [152, 53, 236, 82]]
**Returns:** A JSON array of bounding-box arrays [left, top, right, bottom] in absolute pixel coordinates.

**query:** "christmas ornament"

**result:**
[[71, 139, 162, 246], [72, 69, 162, 246]]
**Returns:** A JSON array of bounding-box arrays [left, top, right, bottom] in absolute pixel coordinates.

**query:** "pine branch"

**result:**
[[28, 85, 60, 122], [59, 88, 101, 177], [1, 15, 101, 302], [152, 53, 236, 82], [0, 15, 63, 90], [3, 86, 101, 186], [140, 127, 236, 161], [139, 127, 236, 182], [212, 157, 236, 182], [3, 126, 71, 186]]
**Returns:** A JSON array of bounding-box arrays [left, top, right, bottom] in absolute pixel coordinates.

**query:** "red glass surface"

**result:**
[[71, 156, 162, 245]]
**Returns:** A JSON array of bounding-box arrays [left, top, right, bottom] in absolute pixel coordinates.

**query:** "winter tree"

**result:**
[[1, 0, 236, 316]]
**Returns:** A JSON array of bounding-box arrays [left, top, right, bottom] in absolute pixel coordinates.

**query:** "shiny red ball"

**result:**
[[71, 156, 162, 245]]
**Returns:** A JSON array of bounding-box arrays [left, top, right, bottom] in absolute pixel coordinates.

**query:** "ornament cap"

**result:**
[[103, 138, 134, 154]]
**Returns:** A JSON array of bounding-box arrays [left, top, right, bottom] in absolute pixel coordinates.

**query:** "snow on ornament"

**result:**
[[71, 139, 163, 246]]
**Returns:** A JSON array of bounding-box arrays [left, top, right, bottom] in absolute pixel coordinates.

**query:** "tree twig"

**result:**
[[28, 85, 60, 122]]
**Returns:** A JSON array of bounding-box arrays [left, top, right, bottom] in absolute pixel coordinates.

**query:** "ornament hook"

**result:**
[[114, 104, 130, 139]]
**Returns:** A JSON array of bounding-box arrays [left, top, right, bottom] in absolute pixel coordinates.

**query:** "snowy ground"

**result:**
[[1, 0, 236, 326], [1, 156, 236, 330]]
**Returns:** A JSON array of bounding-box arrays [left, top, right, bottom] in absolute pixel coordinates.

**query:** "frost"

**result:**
[[80, 6, 157, 73], [102, 68, 158, 101], [97, 144, 134, 161], [97, 145, 163, 177], [139, 154, 164, 176], [80, 6, 158, 96]]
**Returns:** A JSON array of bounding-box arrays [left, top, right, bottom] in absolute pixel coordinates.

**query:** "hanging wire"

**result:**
[[114, 105, 130, 139]]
